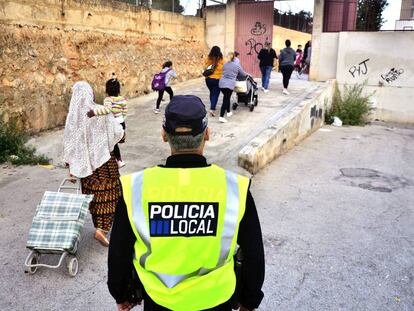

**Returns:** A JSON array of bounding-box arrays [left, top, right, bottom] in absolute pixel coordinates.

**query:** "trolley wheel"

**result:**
[[27, 252, 40, 275], [254, 96, 258, 106], [67, 257, 79, 277], [232, 103, 238, 110], [249, 105, 255, 112]]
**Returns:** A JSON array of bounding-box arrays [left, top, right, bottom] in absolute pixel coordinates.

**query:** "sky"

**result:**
[[183, 0, 313, 15], [183, 0, 402, 30], [381, 0, 402, 30]]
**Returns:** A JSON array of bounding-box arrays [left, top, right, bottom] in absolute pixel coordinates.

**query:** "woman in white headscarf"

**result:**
[[63, 81, 124, 247]]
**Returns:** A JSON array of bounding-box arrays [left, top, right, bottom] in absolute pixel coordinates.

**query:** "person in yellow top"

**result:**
[[204, 46, 224, 117]]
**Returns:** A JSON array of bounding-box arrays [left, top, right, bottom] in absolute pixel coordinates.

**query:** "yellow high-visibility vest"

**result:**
[[120, 164, 249, 311]]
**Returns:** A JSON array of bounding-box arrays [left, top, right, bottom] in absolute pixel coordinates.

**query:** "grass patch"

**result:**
[[0, 117, 50, 165], [325, 82, 373, 126]]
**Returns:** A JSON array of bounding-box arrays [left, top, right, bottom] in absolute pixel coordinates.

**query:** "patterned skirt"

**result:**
[[81, 154, 121, 232]]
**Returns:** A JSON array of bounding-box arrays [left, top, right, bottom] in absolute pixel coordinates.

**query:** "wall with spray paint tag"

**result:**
[[313, 31, 414, 123], [335, 32, 414, 123]]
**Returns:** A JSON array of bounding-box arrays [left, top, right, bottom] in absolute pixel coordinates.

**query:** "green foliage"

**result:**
[[153, 0, 184, 13], [0, 117, 50, 165], [137, 0, 184, 13], [325, 83, 373, 126], [356, 0, 388, 31]]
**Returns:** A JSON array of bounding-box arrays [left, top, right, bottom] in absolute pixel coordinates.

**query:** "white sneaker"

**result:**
[[219, 117, 228, 123], [227, 111, 233, 117], [153, 108, 160, 114], [261, 87, 265, 91], [263, 89, 269, 93], [282, 89, 290, 95], [117, 160, 126, 168]]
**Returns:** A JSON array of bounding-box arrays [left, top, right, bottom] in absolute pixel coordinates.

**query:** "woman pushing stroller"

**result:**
[[218, 52, 247, 123]]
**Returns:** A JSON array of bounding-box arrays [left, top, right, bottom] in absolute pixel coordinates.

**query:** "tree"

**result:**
[[356, 0, 388, 31], [151, 0, 184, 13]]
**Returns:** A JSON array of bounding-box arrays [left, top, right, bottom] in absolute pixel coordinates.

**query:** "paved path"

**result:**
[[1, 123, 413, 310], [254, 123, 414, 311], [29, 72, 321, 175]]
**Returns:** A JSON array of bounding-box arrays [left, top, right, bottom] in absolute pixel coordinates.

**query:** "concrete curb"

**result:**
[[238, 80, 335, 174]]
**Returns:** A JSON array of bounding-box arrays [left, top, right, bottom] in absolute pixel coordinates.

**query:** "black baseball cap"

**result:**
[[163, 95, 208, 136]]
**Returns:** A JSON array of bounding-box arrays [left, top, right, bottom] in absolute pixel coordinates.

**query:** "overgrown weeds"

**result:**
[[325, 82, 373, 126], [0, 117, 50, 165]]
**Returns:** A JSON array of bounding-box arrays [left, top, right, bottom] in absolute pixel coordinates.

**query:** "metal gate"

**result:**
[[235, 1, 275, 78]]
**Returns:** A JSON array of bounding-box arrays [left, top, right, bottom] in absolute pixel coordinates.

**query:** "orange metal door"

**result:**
[[235, 1, 275, 77]]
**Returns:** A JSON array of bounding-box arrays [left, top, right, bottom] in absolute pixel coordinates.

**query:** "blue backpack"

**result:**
[[151, 69, 171, 91]]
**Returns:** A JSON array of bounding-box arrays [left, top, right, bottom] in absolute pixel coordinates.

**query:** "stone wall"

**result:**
[[0, 0, 207, 132]]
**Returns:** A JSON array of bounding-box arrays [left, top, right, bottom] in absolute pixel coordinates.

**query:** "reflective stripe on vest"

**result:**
[[121, 165, 249, 310]]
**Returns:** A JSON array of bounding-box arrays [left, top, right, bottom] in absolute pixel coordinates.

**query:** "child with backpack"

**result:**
[[152, 61, 177, 114], [87, 74, 128, 168]]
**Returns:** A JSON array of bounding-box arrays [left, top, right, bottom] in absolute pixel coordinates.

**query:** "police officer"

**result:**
[[108, 95, 264, 311]]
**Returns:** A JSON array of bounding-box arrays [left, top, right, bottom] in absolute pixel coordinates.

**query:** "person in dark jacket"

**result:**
[[257, 41, 277, 93], [107, 95, 265, 311], [301, 40, 312, 75], [279, 39, 296, 95]]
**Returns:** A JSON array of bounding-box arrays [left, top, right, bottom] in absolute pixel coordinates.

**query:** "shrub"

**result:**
[[0, 117, 50, 165], [325, 82, 373, 126]]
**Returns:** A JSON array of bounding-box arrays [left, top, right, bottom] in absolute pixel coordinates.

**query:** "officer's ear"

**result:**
[[204, 127, 210, 141], [162, 129, 168, 142]]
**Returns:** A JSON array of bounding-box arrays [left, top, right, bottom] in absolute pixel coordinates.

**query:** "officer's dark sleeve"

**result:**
[[107, 197, 136, 304], [237, 187, 265, 310]]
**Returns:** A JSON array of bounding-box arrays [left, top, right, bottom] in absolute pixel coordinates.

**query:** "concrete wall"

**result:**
[[239, 80, 335, 174], [312, 0, 414, 124], [335, 32, 414, 123], [310, 0, 324, 81], [205, 3, 236, 55], [313, 32, 339, 81], [0, 0, 207, 132]]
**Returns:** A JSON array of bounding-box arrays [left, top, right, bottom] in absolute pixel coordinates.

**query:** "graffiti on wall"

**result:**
[[245, 38, 263, 55], [310, 105, 323, 128], [380, 68, 404, 84], [349, 58, 370, 78], [245, 21, 268, 56], [251, 22, 267, 36]]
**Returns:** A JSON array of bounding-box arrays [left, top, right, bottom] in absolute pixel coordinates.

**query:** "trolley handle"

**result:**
[[58, 178, 82, 194]]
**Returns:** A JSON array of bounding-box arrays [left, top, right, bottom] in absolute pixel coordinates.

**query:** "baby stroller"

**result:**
[[24, 178, 93, 277], [232, 75, 258, 112]]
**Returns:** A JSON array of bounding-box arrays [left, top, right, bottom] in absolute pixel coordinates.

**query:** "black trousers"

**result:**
[[280, 64, 294, 89], [156, 87, 174, 109], [113, 122, 126, 161], [220, 88, 233, 117]]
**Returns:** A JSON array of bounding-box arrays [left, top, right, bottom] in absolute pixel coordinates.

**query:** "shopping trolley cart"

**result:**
[[24, 178, 93, 277]]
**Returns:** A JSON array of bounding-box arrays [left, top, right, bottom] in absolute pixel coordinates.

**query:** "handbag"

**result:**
[[234, 80, 248, 93], [202, 63, 216, 77]]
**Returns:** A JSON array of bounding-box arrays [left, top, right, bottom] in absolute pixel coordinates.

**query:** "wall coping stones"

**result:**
[[238, 80, 335, 174]]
